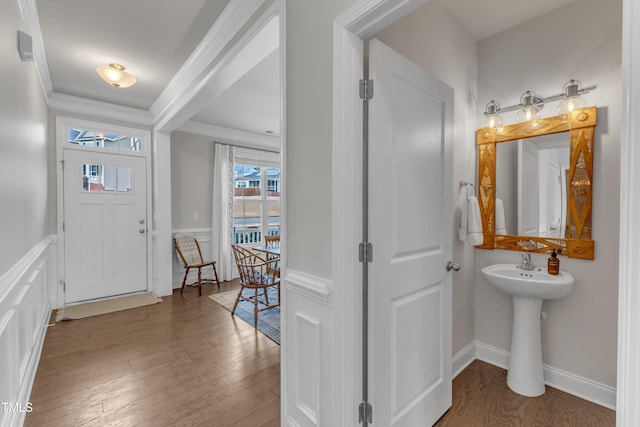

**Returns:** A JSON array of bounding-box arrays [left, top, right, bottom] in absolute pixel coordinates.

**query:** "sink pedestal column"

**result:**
[[507, 296, 545, 396]]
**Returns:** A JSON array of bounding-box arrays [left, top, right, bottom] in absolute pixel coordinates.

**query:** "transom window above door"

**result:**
[[68, 128, 141, 152]]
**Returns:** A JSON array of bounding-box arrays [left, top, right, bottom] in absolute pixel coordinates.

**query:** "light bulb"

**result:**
[[483, 100, 503, 129], [517, 91, 543, 122], [558, 79, 587, 115]]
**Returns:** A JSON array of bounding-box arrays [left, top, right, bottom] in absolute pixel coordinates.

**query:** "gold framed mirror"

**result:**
[[475, 106, 596, 259]]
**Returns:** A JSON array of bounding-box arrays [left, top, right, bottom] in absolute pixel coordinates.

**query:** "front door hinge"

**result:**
[[359, 401, 373, 424], [360, 79, 374, 101], [359, 242, 373, 263]]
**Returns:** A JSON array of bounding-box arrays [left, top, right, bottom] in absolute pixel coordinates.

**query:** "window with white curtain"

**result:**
[[233, 148, 280, 245]]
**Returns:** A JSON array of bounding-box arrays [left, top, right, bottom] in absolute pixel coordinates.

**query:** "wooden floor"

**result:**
[[435, 359, 615, 426], [25, 281, 280, 427], [26, 283, 615, 427]]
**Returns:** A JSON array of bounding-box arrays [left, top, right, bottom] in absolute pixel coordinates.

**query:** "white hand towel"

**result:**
[[495, 198, 507, 235], [467, 196, 484, 246], [457, 191, 469, 242]]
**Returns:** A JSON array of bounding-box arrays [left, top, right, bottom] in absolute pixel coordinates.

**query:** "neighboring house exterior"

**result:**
[[234, 167, 281, 193]]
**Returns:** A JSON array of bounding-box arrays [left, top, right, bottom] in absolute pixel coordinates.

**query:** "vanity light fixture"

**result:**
[[96, 63, 137, 88], [483, 100, 503, 129], [516, 90, 543, 122], [482, 79, 595, 127], [557, 79, 587, 114]]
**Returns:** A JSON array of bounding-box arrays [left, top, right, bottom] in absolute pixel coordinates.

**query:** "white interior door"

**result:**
[[63, 149, 148, 303], [368, 39, 453, 426], [518, 141, 540, 236]]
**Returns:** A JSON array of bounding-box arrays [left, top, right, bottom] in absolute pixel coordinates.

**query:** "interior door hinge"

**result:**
[[62, 281, 66, 292], [60, 159, 65, 170], [359, 242, 373, 263], [360, 79, 374, 101], [359, 401, 373, 424], [62, 221, 65, 231]]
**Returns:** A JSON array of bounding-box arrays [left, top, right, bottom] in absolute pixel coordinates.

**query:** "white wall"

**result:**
[[476, 0, 621, 390], [372, 0, 478, 358], [287, 0, 357, 279], [285, 1, 359, 424], [0, 0, 49, 277], [170, 132, 215, 230], [1, 1, 54, 425]]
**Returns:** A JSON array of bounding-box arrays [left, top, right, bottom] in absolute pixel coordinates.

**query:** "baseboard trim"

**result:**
[[472, 340, 616, 410], [452, 341, 476, 379]]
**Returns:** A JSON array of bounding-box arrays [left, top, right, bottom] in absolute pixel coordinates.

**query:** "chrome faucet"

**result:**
[[517, 252, 536, 271]]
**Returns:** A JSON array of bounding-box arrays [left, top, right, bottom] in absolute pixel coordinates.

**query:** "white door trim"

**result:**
[[618, 0, 640, 424], [331, 1, 427, 424], [55, 116, 152, 309]]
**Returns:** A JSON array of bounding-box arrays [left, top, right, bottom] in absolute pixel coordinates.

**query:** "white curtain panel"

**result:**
[[212, 143, 235, 281]]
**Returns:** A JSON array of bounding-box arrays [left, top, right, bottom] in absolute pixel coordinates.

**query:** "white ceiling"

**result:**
[[36, 0, 230, 111], [438, 0, 579, 41], [32, 0, 578, 137]]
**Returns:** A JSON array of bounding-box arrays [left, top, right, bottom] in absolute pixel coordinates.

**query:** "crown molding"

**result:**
[[48, 92, 153, 126], [17, 0, 53, 98], [336, 0, 425, 38], [177, 120, 280, 152], [150, 0, 269, 123]]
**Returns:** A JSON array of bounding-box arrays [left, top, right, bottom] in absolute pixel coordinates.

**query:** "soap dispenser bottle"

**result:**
[[548, 249, 559, 275]]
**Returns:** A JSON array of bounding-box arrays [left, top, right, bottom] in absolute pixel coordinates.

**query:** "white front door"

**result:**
[[63, 149, 148, 303], [368, 39, 454, 426]]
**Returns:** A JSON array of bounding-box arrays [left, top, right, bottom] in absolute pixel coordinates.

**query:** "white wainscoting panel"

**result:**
[[284, 269, 334, 427], [295, 313, 321, 425], [285, 270, 332, 305], [0, 236, 55, 427]]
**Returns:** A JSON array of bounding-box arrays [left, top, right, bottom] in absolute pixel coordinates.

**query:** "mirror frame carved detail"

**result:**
[[475, 106, 596, 259]]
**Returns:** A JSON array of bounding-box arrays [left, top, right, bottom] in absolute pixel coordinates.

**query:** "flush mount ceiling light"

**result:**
[[96, 63, 136, 88]]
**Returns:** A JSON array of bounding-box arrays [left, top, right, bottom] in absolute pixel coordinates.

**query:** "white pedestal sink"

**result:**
[[481, 263, 574, 397]]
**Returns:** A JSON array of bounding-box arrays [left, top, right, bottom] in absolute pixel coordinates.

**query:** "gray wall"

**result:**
[[373, 0, 478, 357], [170, 132, 215, 230], [0, 1, 49, 276], [476, 0, 621, 387], [286, 0, 359, 278]]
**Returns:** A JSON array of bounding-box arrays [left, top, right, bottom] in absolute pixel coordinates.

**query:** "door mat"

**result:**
[[55, 292, 162, 322], [209, 288, 280, 344]]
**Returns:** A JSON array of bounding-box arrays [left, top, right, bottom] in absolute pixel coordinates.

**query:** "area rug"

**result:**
[[209, 288, 280, 344], [55, 292, 162, 322]]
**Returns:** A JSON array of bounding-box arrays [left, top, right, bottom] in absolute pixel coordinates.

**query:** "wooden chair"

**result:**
[[231, 244, 280, 328], [264, 234, 280, 247], [263, 234, 281, 278], [174, 233, 220, 296]]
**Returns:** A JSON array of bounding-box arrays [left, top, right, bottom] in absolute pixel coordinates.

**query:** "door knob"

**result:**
[[446, 261, 460, 272], [139, 219, 145, 224], [139, 228, 146, 234]]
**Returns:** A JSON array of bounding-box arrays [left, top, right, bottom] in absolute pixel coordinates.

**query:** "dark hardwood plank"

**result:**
[[25, 282, 614, 427], [435, 360, 615, 427], [25, 280, 281, 427]]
